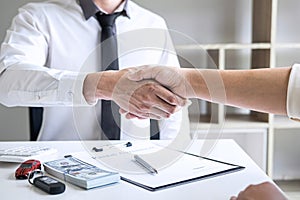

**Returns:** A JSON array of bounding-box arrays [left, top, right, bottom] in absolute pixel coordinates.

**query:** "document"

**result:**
[[120, 151, 244, 191], [73, 141, 244, 191]]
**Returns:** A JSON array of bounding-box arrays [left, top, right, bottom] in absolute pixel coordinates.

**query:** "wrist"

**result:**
[[82, 73, 99, 104], [96, 70, 122, 100], [183, 69, 200, 98], [83, 69, 129, 104]]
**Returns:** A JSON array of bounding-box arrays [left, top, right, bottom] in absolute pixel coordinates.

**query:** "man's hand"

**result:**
[[127, 65, 192, 98], [230, 182, 287, 200], [113, 70, 186, 119], [83, 69, 186, 120]]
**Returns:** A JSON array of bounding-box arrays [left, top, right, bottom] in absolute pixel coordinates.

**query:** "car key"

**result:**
[[33, 176, 65, 195], [28, 170, 65, 195]]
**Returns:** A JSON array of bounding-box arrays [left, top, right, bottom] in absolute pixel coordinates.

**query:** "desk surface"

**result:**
[[0, 139, 273, 200]]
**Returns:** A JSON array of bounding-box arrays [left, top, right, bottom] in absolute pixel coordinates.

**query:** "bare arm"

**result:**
[[128, 66, 292, 115], [186, 67, 291, 115]]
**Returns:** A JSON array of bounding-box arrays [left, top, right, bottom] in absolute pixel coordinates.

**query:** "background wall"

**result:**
[[134, 0, 252, 44]]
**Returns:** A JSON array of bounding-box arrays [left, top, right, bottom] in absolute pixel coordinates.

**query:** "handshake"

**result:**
[[83, 65, 200, 120], [84, 65, 289, 118]]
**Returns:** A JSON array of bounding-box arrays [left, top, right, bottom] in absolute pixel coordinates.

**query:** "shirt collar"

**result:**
[[78, 0, 130, 20]]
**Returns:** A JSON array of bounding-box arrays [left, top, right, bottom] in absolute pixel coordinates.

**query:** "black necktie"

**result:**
[[96, 11, 160, 140], [96, 12, 121, 140]]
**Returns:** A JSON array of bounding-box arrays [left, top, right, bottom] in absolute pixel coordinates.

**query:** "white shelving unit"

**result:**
[[173, 0, 300, 179], [176, 40, 272, 172]]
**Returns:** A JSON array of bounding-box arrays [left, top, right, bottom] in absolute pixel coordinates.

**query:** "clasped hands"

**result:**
[[83, 65, 190, 120]]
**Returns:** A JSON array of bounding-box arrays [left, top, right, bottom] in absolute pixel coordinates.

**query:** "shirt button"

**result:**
[[68, 91, 74, 96]]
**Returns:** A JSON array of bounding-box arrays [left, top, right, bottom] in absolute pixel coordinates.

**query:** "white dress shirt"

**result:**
[[287, 64, 300, 119], [0, 0, 185, 140]]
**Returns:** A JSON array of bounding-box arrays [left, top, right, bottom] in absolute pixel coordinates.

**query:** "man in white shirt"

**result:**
[[0, 0, 186, 141]]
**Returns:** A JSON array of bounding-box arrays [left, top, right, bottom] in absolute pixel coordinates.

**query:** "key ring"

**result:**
[[28, 169, 44, 185]]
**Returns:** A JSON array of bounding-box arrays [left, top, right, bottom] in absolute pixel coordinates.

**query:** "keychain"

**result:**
[[28, 170, 65, 195]]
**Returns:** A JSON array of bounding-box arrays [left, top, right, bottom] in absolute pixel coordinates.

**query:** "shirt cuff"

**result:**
[[58, 72, 95, 106], [287, 64, 300, 119]]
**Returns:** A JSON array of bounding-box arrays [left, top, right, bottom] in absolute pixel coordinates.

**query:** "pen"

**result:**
[[92, 142, 132, 152], [134, 155, 158, 174]]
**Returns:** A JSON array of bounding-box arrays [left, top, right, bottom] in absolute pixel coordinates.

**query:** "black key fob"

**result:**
[[33, 176, 65, 195]]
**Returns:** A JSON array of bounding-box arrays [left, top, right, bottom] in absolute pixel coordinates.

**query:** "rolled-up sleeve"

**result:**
[[287, 64, 300, 119]]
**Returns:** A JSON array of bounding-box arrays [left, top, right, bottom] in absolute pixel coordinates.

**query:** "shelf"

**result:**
[[176, 43, 300, 51], [176, 0, 300, 180], [275, 43, 300, 48], [170, 0, 299, 179], [176, 43, 271, 50], [189, 114, 269, 131], [223, 114, 269, 128], [273, 115, 300, 129]]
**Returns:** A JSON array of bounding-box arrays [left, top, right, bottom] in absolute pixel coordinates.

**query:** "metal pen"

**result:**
[[134, 155, 158, 174]]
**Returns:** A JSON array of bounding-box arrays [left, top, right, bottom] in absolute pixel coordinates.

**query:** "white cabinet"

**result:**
[[135, 0, 300, 179], [273, 129, 300, 180], [194, 128, 267, 170]]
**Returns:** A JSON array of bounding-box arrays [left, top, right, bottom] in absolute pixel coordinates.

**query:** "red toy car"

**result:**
[[15, 159, 41, 179]]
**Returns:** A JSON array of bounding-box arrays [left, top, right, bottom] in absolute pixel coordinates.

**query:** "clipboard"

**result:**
[[72, 141, 245, 192], [120, 151, 245, 192]]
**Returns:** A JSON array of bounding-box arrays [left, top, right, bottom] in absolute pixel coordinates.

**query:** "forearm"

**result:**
[[185, 67, 291, 115]]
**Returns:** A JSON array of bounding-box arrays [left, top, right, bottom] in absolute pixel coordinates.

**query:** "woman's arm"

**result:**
[[129, 66, 292, 115]]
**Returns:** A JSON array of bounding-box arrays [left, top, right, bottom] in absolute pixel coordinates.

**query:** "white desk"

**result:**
[[0, 140, 275, 200]]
